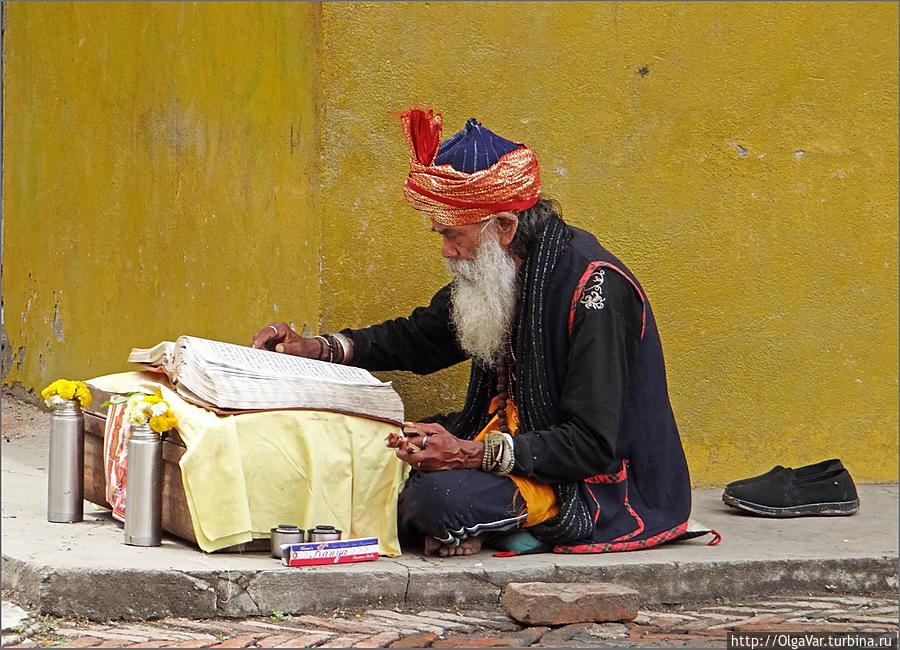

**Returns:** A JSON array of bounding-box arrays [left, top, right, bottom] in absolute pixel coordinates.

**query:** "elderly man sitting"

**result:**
[[253, 108, 694, 558]]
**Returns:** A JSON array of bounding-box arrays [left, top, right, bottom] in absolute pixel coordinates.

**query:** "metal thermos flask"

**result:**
[[47, 400, 84, 523], [123, 424, 162, 546]]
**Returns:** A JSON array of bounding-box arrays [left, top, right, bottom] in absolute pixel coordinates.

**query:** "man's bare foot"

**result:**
[[423, 536, 443, 555], [424, 535, 483, 557]]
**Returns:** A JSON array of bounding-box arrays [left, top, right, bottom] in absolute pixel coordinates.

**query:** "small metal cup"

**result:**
[[307, 524, 342, 542], [270, 524, 305, 558]]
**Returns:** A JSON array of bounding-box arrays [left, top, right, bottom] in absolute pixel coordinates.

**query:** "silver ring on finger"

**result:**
[[421, 434, 429, 449], [268, 324, 279, 335]]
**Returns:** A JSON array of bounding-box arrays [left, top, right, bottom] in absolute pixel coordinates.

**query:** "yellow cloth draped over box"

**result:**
[[88, 371, 409, 555]]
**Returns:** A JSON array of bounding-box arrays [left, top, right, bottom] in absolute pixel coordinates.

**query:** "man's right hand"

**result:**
[[251, 322, 321, 358]]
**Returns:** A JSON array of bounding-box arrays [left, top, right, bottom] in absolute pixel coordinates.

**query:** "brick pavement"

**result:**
[[1, 593, 896, 648]]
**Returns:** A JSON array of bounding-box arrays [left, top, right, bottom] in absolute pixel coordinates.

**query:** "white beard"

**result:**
[[447, 226, 519, 368]]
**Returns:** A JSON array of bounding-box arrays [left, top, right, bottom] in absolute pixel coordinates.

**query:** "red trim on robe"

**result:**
[[585, 459, 628, 484], [584, 460, 646, 542], [568, 261, 647, 340], [611, 461, 645, 542], [554, 521, 690, 554]]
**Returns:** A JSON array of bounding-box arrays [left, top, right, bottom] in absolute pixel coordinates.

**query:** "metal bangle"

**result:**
[[313, 336, 330, 361], [332, 332, 351, 365], [499, 433, 516, 475], [332, 335, 345, 364], [483, 432, 514, 476], [317, 334, 339, 363], [326, 334, 342, 363], [483, 432, 506, 473], [495, 441, 515, 476]]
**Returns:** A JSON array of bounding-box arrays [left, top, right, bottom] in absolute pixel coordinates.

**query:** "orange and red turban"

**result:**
[[399, 108, 542, 227]]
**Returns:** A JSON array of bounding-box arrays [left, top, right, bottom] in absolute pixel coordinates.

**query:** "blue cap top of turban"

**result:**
[[433, 118, 520, 173]]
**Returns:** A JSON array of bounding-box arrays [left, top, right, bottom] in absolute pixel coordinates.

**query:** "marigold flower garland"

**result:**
[[41, 379, 93, 410], [105, 391, 178, 434]]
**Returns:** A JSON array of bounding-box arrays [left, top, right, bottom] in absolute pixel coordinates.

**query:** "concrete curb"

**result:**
[[3, 552, 896, 621], [4, 399, 897, 622]]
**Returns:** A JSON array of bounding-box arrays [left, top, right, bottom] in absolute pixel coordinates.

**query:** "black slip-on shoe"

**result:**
[[725, 459, 845, 492], [724, 465, 791, 491], [793, 458, 846, 479], [722, 463, 859, 518]]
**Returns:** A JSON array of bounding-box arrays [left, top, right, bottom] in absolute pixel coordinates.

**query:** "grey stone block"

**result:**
[[405, 565, 501, 607], [3, 554, 218, 620], [30, 567, 217, 620], [538, 622, 628, 647], [551, 557, 898, 605], [215, 563, 409, 617]]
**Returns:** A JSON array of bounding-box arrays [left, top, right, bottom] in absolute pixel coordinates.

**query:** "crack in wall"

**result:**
[[52, 298, 64, 343], [478, 568, 503, 605], [214, 570, 262, 617], [244, 577, 261, 615], [401, 563, 412, 606]]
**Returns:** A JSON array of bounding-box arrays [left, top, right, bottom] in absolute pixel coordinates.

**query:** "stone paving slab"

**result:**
[[1, 594, 896, 648], [1, 602, 28, 633]]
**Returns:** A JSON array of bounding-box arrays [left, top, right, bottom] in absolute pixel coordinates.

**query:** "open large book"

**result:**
[[128, 336, 404, 423]]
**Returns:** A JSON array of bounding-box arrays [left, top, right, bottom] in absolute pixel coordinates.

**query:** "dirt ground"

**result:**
[[1, 392, 42, 442]]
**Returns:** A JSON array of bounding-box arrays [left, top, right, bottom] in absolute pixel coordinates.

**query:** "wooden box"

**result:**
[[83, 394, 266, 553]]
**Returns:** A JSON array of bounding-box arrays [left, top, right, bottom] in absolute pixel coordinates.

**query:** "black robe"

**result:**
[[342, 220, 694, 551]]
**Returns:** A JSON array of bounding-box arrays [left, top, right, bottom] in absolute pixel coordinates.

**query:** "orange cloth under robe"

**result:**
[[474, 396, 559, 527]]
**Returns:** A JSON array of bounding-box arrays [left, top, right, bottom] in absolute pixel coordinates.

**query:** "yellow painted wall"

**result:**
[[317, 2, 898, 485], [3, 2, 322, 385], [4, 2, 897, 485]]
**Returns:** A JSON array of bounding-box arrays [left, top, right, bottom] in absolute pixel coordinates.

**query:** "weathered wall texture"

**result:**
[[317, 2, 898, 485], [2, 2, 322, 386], [4, 2, 897, 485]]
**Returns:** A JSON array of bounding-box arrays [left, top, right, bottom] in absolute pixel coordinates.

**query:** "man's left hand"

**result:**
[[388, 422, 484, 472]]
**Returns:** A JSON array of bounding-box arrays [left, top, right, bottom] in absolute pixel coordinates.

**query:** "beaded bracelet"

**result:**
[[481, 432, 500, 472], [327, 334, 341, 363], [482, 439, 493, 472], [317, 334, 345, 364]]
